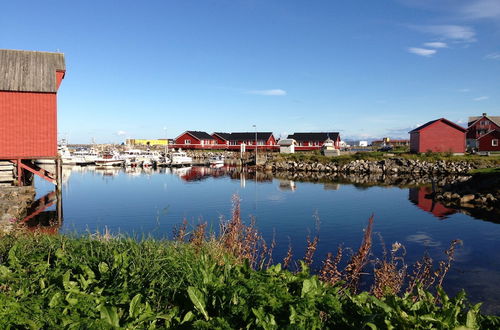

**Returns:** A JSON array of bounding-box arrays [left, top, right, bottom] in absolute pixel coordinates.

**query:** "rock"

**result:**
[[460, 194, 475, 204]]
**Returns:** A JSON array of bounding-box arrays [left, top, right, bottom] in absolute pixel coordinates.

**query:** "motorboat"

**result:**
[[170, 150, 193, 167], [73, 148, 100, 165], [209, 155, 225, 166], [95, 151, 124, 167]]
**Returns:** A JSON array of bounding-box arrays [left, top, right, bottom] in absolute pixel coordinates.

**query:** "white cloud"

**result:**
[[246, 89, 287, 96], [116, 130, 128, 136], [407, 47, 437, 57], [413, 25, 476, 42], [473, 96, 489, 101], [458, 88, 471, 92], [485, 52, 500, 60], [423, 41, 448, 48], [460, 0, 500, 19]]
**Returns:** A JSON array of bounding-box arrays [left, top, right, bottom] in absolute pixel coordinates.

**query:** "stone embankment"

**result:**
[[433, 173, 500, 210], [265, 158, 478, 175], [0, 186, 36, 233]]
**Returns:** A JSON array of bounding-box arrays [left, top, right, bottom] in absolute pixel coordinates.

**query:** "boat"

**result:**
[[95, 151, 124, 167], [35, 144, 80, 165], [170, 150, 193, 167], [73, 147, 100, 165], [209, 155, 225, 166]]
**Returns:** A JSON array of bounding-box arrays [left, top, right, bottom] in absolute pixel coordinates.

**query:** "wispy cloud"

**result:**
[[473, 96, 489, 101], [116, 130, 128, 136], [485, 52, 500, 60], [407, 47, 437, 57], [412, 25, 476, 43], [460, 0, 500, 19], [458, 88, 471, 92], [246, 89, 287, 96], [423, 41, 448, 48]]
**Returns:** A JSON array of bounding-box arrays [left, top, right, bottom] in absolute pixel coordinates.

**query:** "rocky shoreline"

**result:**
[[263, 157, 485, 175]]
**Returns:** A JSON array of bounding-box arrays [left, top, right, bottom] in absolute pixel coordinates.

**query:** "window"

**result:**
[[184, 139, 191, 144], [493, 139, 499, 147]]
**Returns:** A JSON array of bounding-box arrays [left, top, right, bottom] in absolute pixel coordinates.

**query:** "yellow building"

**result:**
[[126, 139, 168, 146]]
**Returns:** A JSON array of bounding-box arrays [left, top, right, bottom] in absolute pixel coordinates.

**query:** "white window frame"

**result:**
[[184, 139, 191, 144], [493, 139, 499, 147]]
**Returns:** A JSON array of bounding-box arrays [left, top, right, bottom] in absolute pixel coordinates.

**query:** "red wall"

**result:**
[[0, 91, 58, 158], [478, 131, 500, 152], [412, 121, 465, 153], [175, 132, 201, 145]]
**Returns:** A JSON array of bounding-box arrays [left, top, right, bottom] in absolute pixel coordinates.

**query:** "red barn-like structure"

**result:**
[[477, 130, 500, 152], [0, 49, 65, 184], [409, 118, 466, 154]]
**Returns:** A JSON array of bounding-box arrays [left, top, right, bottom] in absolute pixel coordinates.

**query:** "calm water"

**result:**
[[31, 165, 500, 314]]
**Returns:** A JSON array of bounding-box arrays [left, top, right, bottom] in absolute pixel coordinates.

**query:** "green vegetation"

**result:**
[[468, 167, 500, 175], [0, 234, 498, 329], [274, 150, 500, 166]]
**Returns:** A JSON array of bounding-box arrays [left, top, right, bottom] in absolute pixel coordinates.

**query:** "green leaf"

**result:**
[[181, 311, 195, 324], [49, 292, 63, 308], [100, 305, 120, 328], [98, 262, 109, 274], [301, 278, 318, 297], [187, 286, 209, 320], [129, 293, 143, 319]]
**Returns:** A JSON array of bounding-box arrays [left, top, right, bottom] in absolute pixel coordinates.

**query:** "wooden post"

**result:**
[[55, 158, 63, 226]]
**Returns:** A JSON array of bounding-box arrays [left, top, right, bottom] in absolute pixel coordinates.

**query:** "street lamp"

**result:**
[[252, 124, 257, 163], [163, 127, 168, 155]]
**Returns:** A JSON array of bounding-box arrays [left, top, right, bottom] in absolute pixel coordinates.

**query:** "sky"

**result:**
[[1, 0, 499, 143]]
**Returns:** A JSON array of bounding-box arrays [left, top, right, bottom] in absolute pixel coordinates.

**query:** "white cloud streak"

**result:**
[[413, 25, 476, 42], [485, 52, 500, 60], [473, 96, 489, 101], [460, 0, 500, 19], [407, 47, 437, 57], [246, 89, 287, 96], [116, 130, 128, 136], [424, 41, 448, 48]]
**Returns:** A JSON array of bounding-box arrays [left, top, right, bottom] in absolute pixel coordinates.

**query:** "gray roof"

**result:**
[[287, 132, 340, 141], [468, 115, 500, 127], [0, 49, 65, 93]]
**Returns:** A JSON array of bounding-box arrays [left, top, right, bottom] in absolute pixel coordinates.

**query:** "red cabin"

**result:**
[[409, 118, 466, 154], [466, 113, 500, 150], [0, 50, 65, 159], [477, 130, 500, 152], [173, 131, 217, 149]]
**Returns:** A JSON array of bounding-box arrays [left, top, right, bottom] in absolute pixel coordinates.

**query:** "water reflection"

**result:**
[[409, 186, 457, 219], [21, 190, 62, 234]]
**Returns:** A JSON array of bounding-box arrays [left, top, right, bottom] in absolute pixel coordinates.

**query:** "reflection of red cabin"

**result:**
[[477, 130, 500, 152], [286, 132, 341, 150], [0, 50, 65, 159], [409, 118, 466, 153], [409, 186, 456, 219]]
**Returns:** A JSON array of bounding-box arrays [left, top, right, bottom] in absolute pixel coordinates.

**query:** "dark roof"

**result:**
[[227, 132, 274, 141], [213, 132, 232, 140], [477, 129, 500, 140], [468, 115, 500, 127], [409, 118, 467, 133], [286, 132, 340, 141], [0, 49, 65, 93], [185, 131, 216, 140]]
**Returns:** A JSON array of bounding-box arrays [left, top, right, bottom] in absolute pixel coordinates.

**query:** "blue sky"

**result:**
[[1, 0, 499, 143]]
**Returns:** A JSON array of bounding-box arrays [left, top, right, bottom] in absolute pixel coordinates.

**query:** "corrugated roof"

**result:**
[[409, 118, 467, 133], [0, 49, 65, 93], [286, 132, 339, 141]]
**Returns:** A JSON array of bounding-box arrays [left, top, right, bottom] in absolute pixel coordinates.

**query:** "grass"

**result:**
[[1, 197, 499, 328], [273, 150, 500, 166], [468, 167, 500, 175]]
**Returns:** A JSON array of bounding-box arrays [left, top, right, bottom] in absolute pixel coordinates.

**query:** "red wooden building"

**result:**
[[219, 132, 276, 147], [409, 118, 466, 154], [173, 131, 217, 149], [286, 132, 341, 150], [0, 49, 65, 185], [477, 130, 500, 152], [466, 113, 500, 150]]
